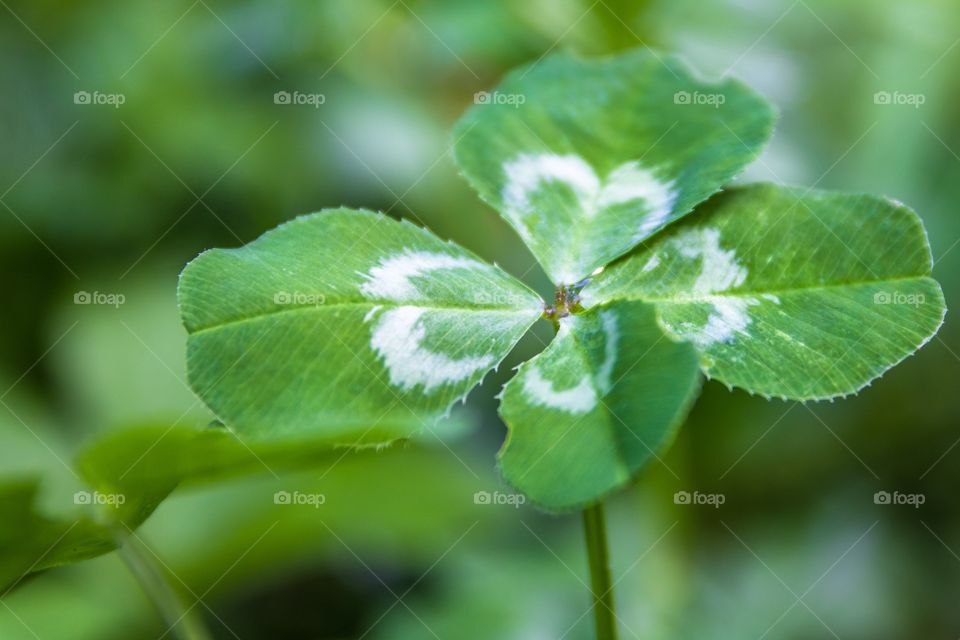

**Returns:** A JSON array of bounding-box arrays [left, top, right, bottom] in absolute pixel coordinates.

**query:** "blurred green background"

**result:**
[[1, 0, 958, 638]]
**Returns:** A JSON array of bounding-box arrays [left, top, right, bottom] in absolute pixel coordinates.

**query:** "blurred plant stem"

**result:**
[[116, 532, 212, 640], [583, 502, 617, 640]]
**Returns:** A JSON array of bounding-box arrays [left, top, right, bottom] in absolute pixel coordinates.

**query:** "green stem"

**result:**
[[583, 501, 617, 640], [116, 533, 213, 640]]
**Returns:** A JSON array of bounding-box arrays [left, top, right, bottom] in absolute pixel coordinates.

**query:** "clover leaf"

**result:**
[[498, 300, 701, 510], [179, 208, 542, 441], [582, 184, 946, 400], [453, 50, 775, 284]]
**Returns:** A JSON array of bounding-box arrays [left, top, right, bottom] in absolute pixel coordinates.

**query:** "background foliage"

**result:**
[[1, 0, 957, 638]]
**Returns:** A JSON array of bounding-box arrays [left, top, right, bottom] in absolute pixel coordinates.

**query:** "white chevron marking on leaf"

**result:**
[[368, 306, 495, 393], [521, 311, 620, 414], [501, 153, 676, 244], [359, 251, 491, 302]]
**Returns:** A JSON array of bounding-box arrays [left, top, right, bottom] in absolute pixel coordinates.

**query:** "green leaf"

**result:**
[[0, 423, 355, 589], [453, 49, 775, 284], [74, 425, 353, 529], [0, 395, 115, 590], [583, 184, 946, 400], [179, 209, 543, 440], [0, 479, 115, 591], [498, 300, 701, 510]]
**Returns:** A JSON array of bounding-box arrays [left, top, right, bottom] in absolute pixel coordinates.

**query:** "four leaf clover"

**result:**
[[179, 49, 945, 511]]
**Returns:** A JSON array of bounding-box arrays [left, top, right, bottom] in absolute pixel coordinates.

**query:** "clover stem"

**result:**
[[583, 501, 617, 640], [116, 531, 213, 640]]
